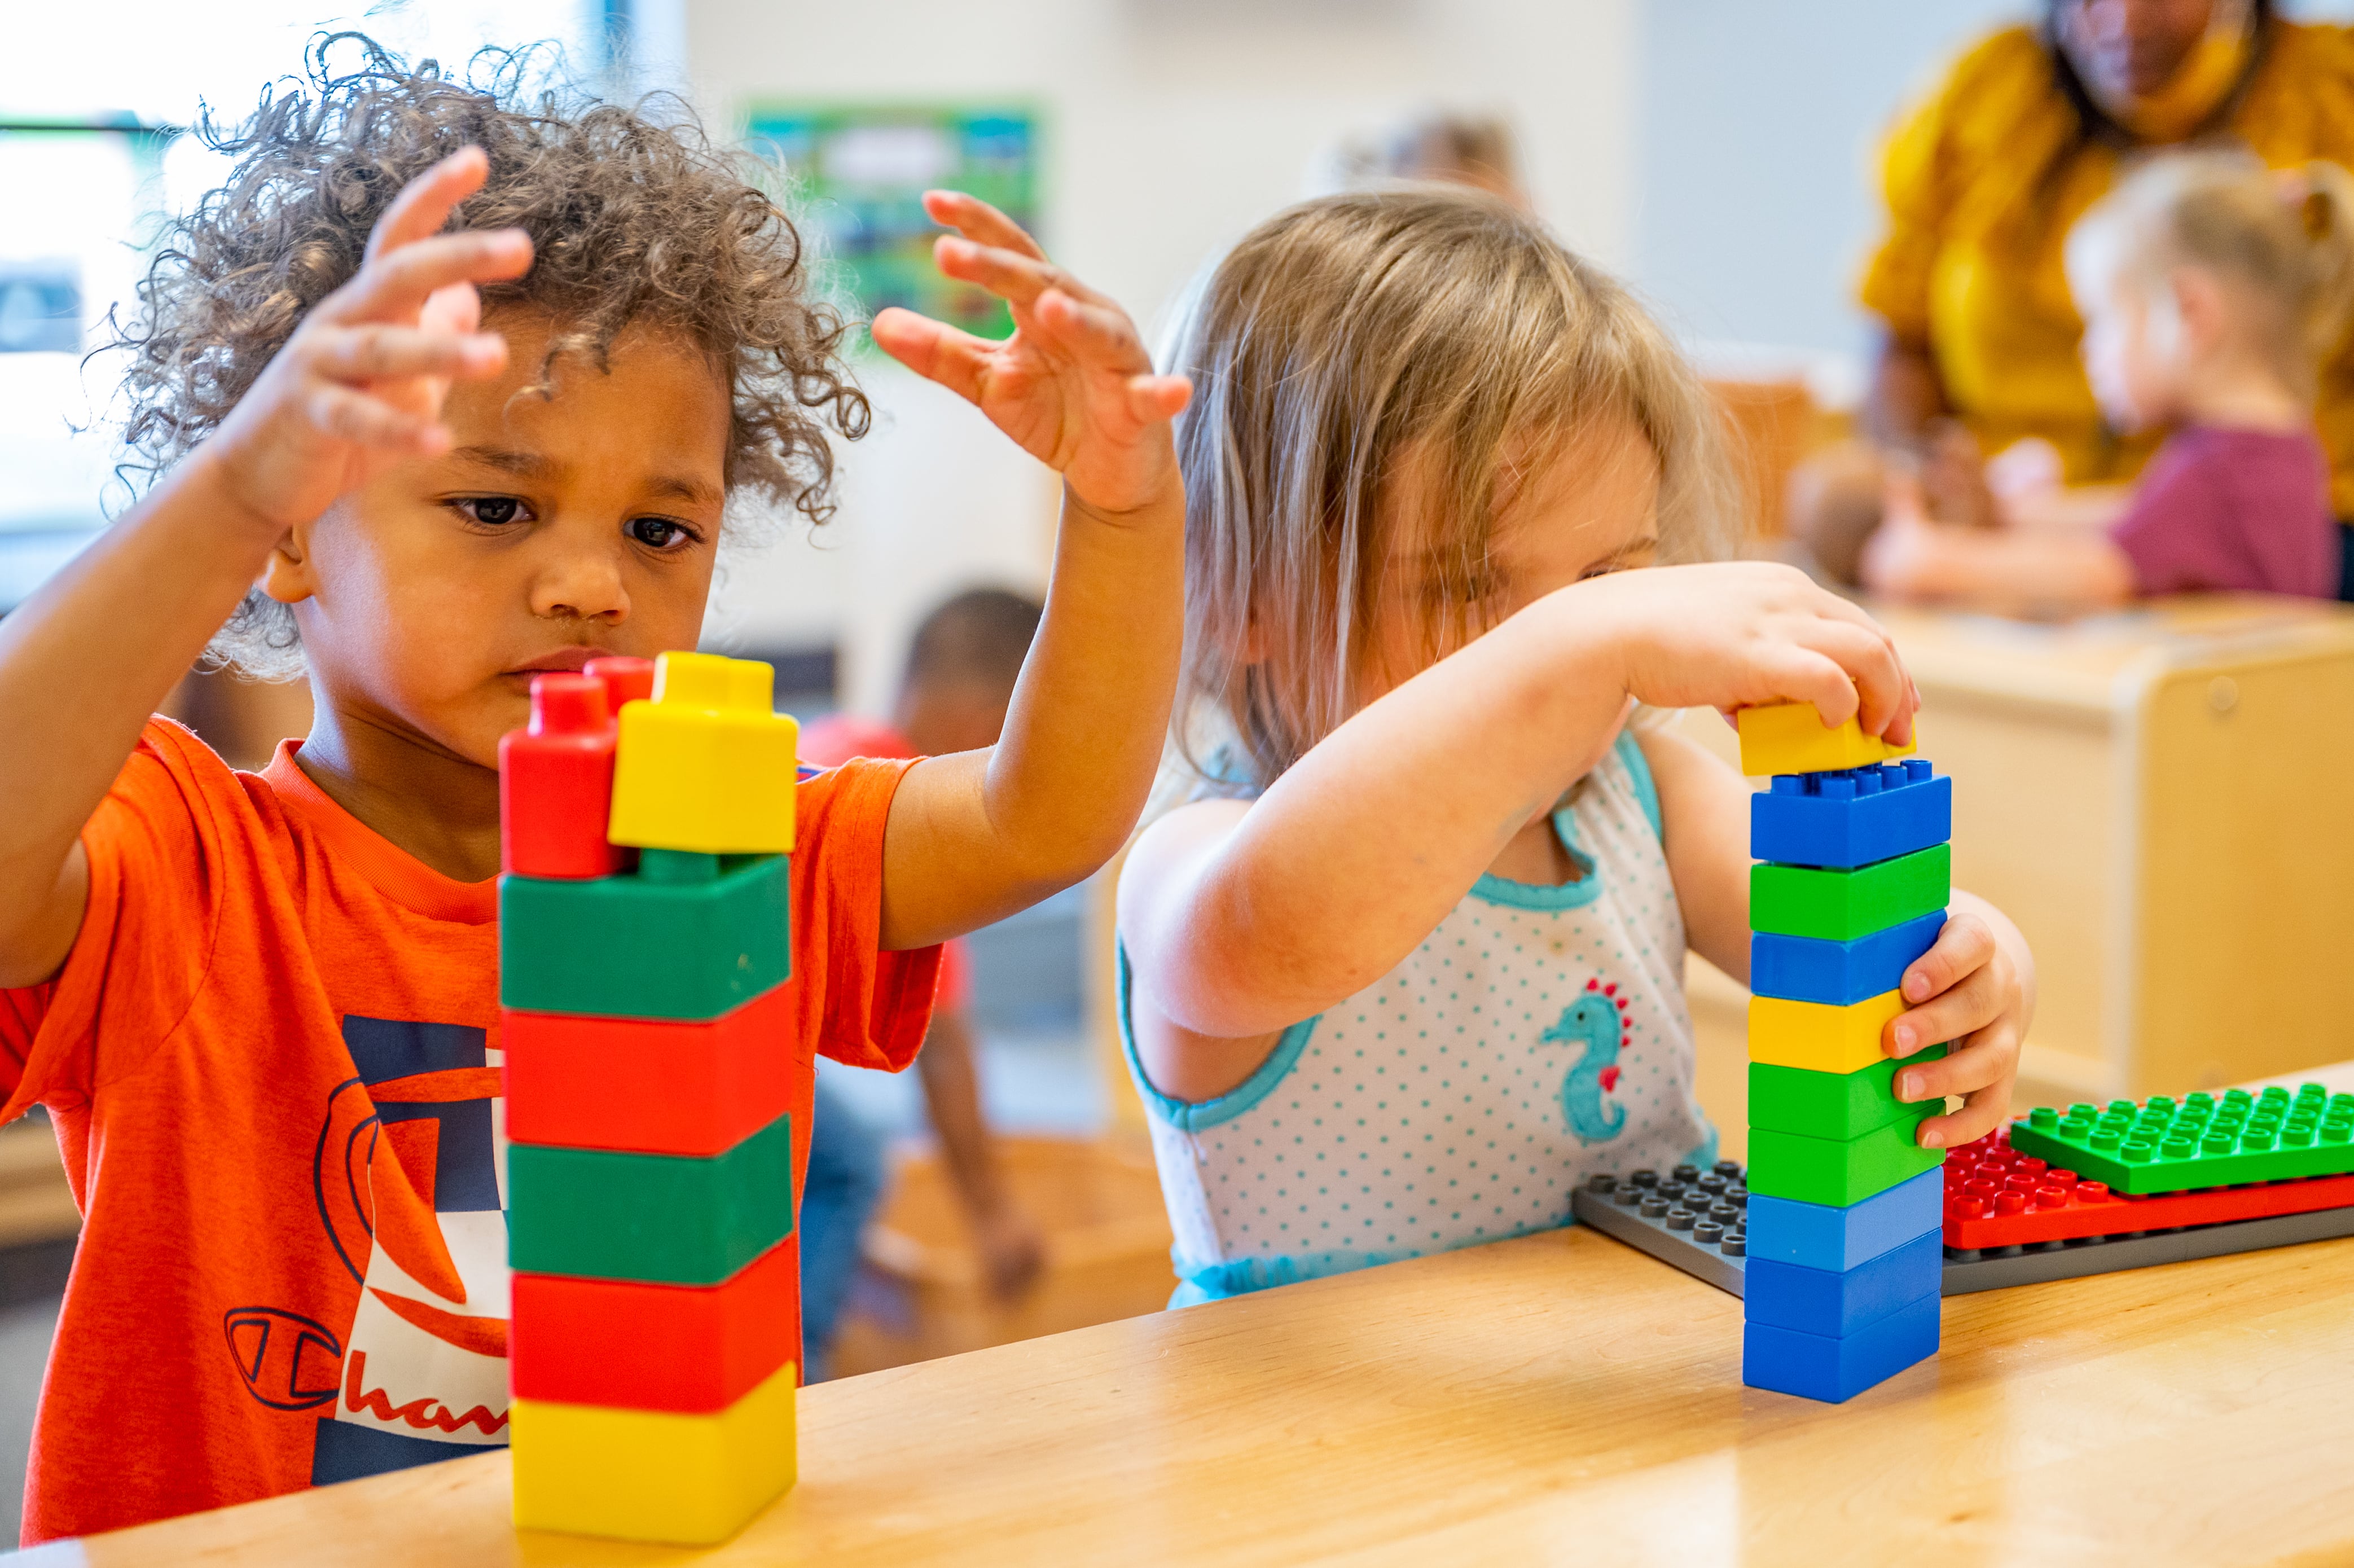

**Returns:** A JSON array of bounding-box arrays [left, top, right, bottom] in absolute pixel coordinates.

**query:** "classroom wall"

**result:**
[[1631, 0, 2354, 370], [1628, 0, 2027, 366], [684, 0, 1640, 713], [696, 0, 2354, 707]]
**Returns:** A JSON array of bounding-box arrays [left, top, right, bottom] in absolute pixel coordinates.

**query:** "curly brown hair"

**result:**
[[115, 35, 870, 675]]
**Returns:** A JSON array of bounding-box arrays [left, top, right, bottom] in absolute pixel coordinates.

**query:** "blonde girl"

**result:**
[[1865, 150, 2354, 610], [1118, 190, 2036, 1303]]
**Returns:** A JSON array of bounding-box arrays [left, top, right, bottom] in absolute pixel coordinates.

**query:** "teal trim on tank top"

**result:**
[[1115, 946, 1320, 1132], [1466, 729, 1661, 910], [1166, 1211, 1576, 1306]]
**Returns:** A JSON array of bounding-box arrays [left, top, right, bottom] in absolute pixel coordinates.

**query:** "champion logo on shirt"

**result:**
[[268, 1016, 514, 1484]]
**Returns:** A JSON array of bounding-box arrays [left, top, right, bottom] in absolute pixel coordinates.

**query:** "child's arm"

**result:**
[[1120, 563, 1917, 1101], [1639, 725, 2036, 1149], [864, 194, 1191, 951], [1861, 477, 2135, 615], [2001, 485, 2132, 534], [0, 151, 529, 989], [914, 1007, 1046, 1299]]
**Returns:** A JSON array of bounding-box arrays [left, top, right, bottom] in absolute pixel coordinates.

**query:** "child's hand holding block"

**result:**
[[1736, 701, 1917, 778]]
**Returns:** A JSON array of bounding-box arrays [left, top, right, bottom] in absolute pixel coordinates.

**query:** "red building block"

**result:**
[[503, 981, 805, 1157], [586, 655, 656, 711], [499, 674, 622, 880], [510, 1232, 801, 1413], [1943, 1128, 2354, 1250]]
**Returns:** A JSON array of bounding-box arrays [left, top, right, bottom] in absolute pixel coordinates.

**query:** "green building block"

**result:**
[[508, 1111, 796, 1285], [1749, 1043, 1949, 1141], [2006, 1084, 2354, 1196], [1746, 1110, 1944, 1207], [1750, 844, 1950, 941], [500, 850, 789, 1021]]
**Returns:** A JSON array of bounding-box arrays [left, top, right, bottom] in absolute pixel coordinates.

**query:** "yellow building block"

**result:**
[[511, 1357, 797, 1544], [1736, 702, 1917, 778], [1748, 989, 1909, 1075], [608, 652, 798, 855]]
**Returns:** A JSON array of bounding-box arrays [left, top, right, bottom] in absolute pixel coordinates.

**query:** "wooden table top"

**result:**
[[1874, 593, 2354, 714], [22, 1187, 2354, 1568]]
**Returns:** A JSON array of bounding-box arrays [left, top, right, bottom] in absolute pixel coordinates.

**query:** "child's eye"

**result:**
[[627, 516, 699, 551], [449, 496, 532, 527]]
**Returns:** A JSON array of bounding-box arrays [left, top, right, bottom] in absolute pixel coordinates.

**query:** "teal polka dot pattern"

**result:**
[[1131, 737, 1716, 1300]]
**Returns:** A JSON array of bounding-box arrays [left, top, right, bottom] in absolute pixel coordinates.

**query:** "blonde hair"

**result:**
[[1166, 187, 1734, 794], [2066, 149, 2354, 400]]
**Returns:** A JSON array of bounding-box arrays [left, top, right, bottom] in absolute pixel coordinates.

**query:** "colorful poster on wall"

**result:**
[[745, 106, 1039, 344]]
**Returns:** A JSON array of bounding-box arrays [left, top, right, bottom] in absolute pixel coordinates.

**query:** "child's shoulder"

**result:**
[[792, 752, 917, 849], [2147, 425, 2327, 507]]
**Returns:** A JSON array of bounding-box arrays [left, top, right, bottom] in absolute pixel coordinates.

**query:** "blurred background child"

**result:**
[[1857, 151, 2353, 616], [1311, 108, 1530, 209], [797, 587, 1051, 1378]]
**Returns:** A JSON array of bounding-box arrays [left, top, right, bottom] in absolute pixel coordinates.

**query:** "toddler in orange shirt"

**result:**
[[0, 46, 1187, 1543]]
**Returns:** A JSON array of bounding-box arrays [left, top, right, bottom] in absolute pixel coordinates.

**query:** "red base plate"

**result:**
[[1944, 1129, 2354, 1249]]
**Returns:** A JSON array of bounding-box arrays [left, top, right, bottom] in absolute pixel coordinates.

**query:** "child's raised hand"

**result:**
[[871, 191, 1191, 519], [199, 147, 533, 535], [1578, 561, 1920, 746], [1882, 903, 2033, 1149]]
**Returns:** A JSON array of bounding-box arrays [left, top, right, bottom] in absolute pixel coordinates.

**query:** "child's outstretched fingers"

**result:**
[[872, 188, 1189, 517], [200, 148, 535, 532]]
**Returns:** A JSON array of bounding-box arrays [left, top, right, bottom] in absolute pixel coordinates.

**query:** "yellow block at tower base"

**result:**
[[608, 651, 798, 855], [1749, 989, 1909, 1075], [1736, 702, 1917, 778], [511, 1358, 798, 1544]]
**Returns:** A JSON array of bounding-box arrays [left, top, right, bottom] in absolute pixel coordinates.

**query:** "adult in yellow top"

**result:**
[[1824, 0, 2354, 593]]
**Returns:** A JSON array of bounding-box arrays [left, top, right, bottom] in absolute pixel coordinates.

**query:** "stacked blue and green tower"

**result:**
[[1736, 703, 1951, 1403]]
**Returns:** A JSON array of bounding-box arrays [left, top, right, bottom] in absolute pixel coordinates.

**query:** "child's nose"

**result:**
[[532, 550, 630, 623]]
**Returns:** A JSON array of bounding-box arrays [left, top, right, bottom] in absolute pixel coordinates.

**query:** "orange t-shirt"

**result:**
[[798, 714, 968, 1010], [0, 719, 938, 1544]]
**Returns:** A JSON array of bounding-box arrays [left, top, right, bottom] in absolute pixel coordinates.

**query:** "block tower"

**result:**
[[498, 652, 806, 1543], [1736, 703, 1951, 1403]]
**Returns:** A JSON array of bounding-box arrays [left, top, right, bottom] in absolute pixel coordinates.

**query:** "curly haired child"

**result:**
[[0, 41, 1188, 1541], [1117, 190, 2034, 1304]]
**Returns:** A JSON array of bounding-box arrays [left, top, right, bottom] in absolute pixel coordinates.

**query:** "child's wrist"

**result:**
[[175, 443, 298, 552], [1061, 468, 1183, 533], [1530, 577, 1639, 703]]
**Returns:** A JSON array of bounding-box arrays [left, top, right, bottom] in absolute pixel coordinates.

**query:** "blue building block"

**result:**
[[1750, 761, 1951, 870], [1743, 1229, 1943, 1338], [1750, 911, 1948, 1006], [1746, 1166, 1942, 1271], [1742, 1290, 1940, 1403]]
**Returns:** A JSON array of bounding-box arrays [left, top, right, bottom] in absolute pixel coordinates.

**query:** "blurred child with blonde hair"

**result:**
[[1864, 151, 2354, 612], [1117, 189, 2035, 1304]]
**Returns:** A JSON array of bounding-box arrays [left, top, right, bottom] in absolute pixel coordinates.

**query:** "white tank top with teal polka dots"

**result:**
[[1120, 730, 1717, 1304]]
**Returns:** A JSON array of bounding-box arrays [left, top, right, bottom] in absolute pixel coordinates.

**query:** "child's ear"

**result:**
[[2166, 266, 2227, 357], [257, 520, 318, 607]]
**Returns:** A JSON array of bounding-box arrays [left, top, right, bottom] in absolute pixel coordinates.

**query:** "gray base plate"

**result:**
[[1570, 1172, 2354, 1297], [1939, 1202, 2354, 1293], [1571, 1181, 1747, 1294]]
